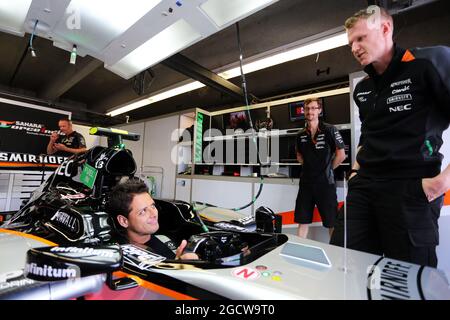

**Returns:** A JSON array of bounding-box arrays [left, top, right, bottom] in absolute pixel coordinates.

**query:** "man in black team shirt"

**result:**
[[295, 98, 346, 239], [47, 119, 86, 157], [330, 6, 450, 267], [106, 179, 198, 260]]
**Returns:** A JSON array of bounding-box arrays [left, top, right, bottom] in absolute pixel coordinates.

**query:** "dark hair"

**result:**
[[59, 119, 72, 124], [106, 179, 149, 220]]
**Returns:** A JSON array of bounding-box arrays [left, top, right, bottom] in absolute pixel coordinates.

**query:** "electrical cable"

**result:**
[[229, 22, 265, 212], [191, 23, 267, 221], [29, 20, 39, 57]]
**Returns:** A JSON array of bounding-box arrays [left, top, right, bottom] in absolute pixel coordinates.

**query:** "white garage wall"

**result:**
[[115, 122, 145, 169], [72, 124, 104, 149], [142, 115, 178, 200]]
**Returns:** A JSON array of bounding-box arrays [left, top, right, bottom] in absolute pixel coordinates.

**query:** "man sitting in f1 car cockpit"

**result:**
[[106, 178, 199, 260]]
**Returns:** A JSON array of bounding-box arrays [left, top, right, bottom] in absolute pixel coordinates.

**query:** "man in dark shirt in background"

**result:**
[[47, 119, 86, 157], [295, 97, 346, 239]]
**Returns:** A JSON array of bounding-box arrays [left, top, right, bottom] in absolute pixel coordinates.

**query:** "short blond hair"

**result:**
[[345, 6, 392, 30]]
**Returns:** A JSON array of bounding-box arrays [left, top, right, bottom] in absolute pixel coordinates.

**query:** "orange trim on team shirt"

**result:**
[[0, 228, 57, 246], [445, 191, 450, 206], [401, 50, 415, 62], [113, 271, 197, 300]]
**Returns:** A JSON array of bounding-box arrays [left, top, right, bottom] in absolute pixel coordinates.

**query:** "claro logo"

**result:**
[[389, 104, 412, 113]]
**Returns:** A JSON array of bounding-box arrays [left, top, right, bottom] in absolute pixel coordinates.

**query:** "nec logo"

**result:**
[[389, 104, 412, 113]]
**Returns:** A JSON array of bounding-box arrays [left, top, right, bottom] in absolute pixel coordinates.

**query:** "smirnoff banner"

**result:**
[[0, 98, 71, 170]]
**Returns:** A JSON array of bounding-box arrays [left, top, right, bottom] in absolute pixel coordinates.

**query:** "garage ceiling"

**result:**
[[0, 0, 449, 126]]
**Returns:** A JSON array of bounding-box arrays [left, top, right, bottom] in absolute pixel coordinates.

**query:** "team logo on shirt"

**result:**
[[356, 91, 372, 103], [390, 78, 412, 88], [392, 85, 410, 95], [387, 94, 412, 104], [389, 104, 412, 113], [315, 134, 326, 149]]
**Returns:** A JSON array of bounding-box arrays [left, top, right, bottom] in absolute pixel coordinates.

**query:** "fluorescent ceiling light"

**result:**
[[219, 32, 348, 79], [0, 0, 33, 36], [60, 0, 161, 52], [200, 0, 277, 27], [108, 81, 204, 117], [108, 31, 348, 117], [107, 19, 201, 79]]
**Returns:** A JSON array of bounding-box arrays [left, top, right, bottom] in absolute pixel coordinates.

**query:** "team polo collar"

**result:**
[[363, 43, 406, 79]]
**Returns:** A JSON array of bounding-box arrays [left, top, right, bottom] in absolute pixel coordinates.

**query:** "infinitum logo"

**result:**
[[50, 246, 114, 258], [24, 263, 79, 279], [0, 120, 15, 129]]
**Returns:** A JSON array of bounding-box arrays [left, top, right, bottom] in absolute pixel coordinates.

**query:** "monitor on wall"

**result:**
[[288, 99, 324, 122], [227, 111, 250, 131]]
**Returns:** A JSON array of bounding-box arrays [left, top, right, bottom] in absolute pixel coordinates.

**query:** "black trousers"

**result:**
[[330, 175, 443, 267]]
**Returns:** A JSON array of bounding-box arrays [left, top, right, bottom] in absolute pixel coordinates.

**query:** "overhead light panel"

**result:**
[[61, 0, 162, 53], [0, 0, 33, 36], [68, 0, 162, 34], [200, 0, 278, 27], [107, 19, 201, 79]]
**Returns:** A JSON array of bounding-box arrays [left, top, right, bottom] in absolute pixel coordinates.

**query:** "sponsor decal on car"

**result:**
[[121, 244, 166, 271], [0, 270, 35, 291], [232, 267, 260, 281], [367, 258, 423, 300], [50, 210, 80, 233], [50, 246, 115, 258], [24, 262, 79, 279]]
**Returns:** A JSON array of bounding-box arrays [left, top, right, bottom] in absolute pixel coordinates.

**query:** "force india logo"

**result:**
[[0, 120, 15, 129], [0, 120, 55, 136]]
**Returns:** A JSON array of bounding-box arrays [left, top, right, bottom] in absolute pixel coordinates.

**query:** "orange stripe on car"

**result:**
[[401, 50, 415, 62], [0, 228, 57, 246], [113, 271, 197, 300]]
